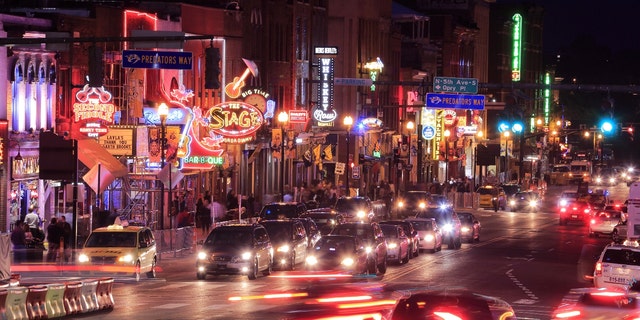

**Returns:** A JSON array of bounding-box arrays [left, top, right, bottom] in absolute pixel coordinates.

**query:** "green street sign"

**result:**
[[433, 77, 478, 94]]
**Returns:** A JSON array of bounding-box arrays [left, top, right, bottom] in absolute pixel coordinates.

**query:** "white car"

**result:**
[[552, 287, 640, 319], [594, 243, 640, 291], [404, 218, 442, 253], [588, 207, 624, 237]]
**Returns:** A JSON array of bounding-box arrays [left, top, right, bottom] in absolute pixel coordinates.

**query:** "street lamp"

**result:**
[[157, 102, 169, 230], [278, 111, 289, 201], [503, 131, 510, 182], [444, 129, 451, 182], [343, 116, 353, 196]]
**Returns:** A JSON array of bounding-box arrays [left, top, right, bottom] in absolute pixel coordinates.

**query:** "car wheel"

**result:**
[[289, 252, 296, 271], [430, 245, 437, 253], [612, 230, 622, 243], [146, 257, 157, 278], [402, 249, 410, 264], [134, 261, 141, 282], [377, 255, 387, 274], [248, 260, 258, 280], [367, 258, 377, 275], [455, 237, 462, 249], [413, 243, 419, 257], [262, 260, 272, 276], [559, 218, 566, 226], [475, 235, 480, 243]]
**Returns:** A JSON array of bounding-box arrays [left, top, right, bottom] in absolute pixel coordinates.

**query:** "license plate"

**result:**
[[571, 215, 578, 218], [217, 264, 227, 269], [607, 276, 629, 284]]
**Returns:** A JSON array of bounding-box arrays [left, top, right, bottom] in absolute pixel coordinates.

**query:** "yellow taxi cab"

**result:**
[[476, 185, 506, 210], [77, 219, 157, 281]]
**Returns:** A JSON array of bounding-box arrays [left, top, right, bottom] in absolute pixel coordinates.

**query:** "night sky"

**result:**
[[497, 0, 640, 54]]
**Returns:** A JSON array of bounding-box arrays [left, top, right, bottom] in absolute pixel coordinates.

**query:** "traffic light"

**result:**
[[205, 46, 221, 89], [88, 46, 103, 87], [600, 119, 614, 134]]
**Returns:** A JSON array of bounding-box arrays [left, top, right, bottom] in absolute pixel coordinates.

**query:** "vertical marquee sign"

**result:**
[[511, 13, 523, 82], [313, 46, 338, 127]]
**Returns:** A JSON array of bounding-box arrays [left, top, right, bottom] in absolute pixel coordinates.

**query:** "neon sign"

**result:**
[[313, 55, 338, 125], [73, 85, 115, 123], [511, 13, 523, 82], [206, 102, 264, 141]]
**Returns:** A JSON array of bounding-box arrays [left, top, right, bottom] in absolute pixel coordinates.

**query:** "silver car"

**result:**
[[405, 218, 442, 253], [588, 206, 624, 237]]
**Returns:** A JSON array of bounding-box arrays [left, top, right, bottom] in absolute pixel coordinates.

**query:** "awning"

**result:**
[[77, 138, 129, 178]]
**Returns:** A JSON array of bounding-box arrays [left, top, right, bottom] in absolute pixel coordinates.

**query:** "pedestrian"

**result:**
[[46, 217, 62, 262], [211, 196, 226, 223], [197, 197, 213, 237], [57, 215, 72, 262], [24, 206, 42, 240], [11, 221, 27, 263]]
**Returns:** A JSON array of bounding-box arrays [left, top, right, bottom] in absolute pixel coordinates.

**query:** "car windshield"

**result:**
[[261, 223, 291, 243], [404, 192, 429, 202], [409, 220, 434, 231], [260, 205, 298, 219], [335, 198, 369, 212], [314, 237, 355, 252], [415, 208, 452, 225], [477, 187, 495, 195], [380, 225, 399, 238], [331, 225, 373, 240], [84, 232, 137, 248], [205, 229, 252, 246], [457, 214, 474, 223], [502, 185, 521, 195]]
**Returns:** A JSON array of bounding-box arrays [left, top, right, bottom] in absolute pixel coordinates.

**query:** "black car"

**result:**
[[415, 207, 462, 249], [259, 220, 309, 271], [304, 235, 369, 274], [456, 212, 481, 243], [394, 191, 430, 218], [196, 224, 273, 280], [379, 220, 420, 258], [300, 208, 346, 235], [333, 197, 374, 222], [296, 217, 322, 248], [330, 222, 388, 274], [259, 202, 308, 220], [506, 191, 541, 212]]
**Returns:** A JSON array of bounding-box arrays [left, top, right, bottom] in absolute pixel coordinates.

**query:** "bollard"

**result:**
[[44, 283, 66, 318], [95, 278, 114, 310], [5, 286, 28, 320], [79, 279, 99, 313], [63, 282, 83, 316], [25, 285, 48, 320]]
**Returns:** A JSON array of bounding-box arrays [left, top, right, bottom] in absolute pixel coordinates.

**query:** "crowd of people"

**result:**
[[10, 205, 72, 263]]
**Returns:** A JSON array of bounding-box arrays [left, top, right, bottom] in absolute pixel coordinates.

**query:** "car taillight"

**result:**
[[553, 309, 581, 319], [590, 219, 596, 225], [595, 262, 602, 276]]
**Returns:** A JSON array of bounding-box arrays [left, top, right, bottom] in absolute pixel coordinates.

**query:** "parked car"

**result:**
[[330, 222, 387, 274], [593, 243, 640, 291], [457, 212, 481, 243], [78, 222, 157, 282], [379, 220, 420, 258], [196, 223, 273, 280], [379, 224, 410, 264], [259, 202, 308, 220], [404, 217, 443, 253], [333, 196, 374, 222], [394, 190, 430, 218], [588, 206, 624, 237], [304, 235, 369, 275], [259, 219, 308, 271], [300, 208, 345, 235], [415, 207, 462, 249]]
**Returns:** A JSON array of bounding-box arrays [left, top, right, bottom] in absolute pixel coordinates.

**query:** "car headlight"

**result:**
[[440, 204, 448, 209], [197, 251, 209, 260], [397, 201, 404, 208], [78, 254, 89, 263], [118, 254, 134, 263], [560, 199, 568, 206], [595, 177, 602, 183], [387, 242, 397, 249], [461, 227, 470, 233], [241, 252, 252, 260], [609, 177, 616, 183], [305, 255, 318, 265], [357, 210, 366, 219], [424, 234, 434, 242], [365, 246, 372, 254], [509, 200, 516, 206], [277, 245, 290, 253], [529, 200, 538, 207], [341, 257, 355, 267], [442, 224, 453, 233], [419, 202, 426, 209]]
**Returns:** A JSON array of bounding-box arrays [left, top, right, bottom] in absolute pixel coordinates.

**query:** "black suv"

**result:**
[[259, 202, 308, 220], [259, 219, 309, 271], [330, 222, 388, 274], [394, 191, 430, 218], [196, 224, 273, 280], [334, 196, 374, 222], [415, 207, 462, 249]]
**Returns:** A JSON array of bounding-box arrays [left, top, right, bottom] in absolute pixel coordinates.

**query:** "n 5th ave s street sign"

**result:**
[[426, 93, 485, 110], [123, 50, 193, 70], [433, 77, 478, 94]]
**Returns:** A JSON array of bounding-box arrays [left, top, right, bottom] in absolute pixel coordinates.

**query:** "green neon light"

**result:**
[[511, 14, 523, 82], [544, 73, 550, 126]]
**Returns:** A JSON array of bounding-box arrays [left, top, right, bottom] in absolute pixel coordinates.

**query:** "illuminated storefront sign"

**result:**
[[313, 46, 338, 126], [79, 123, 109, 138], [511, 13, 523, 82], [361, 118, 383, 129], [73, 85, 116, 123], [363, 57, 384, 92], [206, 102, 264, 143], [99, 128, 135, 156], [442, 109, 458, 126], [289, 110, 308, 123]]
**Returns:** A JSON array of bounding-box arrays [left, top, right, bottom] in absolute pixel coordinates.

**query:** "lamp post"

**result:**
[[511, 123, 523, 182], [503, 131, 510, 182], [444, 129, 451, 182], [343, 116, 353, 196], [158, 102, 169, 230], [278, 111, 289, 201]]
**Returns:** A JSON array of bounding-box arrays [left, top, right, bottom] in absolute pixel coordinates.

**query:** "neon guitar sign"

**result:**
[[225, 58, 259, 99]]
